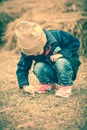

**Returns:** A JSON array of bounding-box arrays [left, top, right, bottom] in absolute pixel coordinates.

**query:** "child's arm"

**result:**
[[16, 52, 33, 88]]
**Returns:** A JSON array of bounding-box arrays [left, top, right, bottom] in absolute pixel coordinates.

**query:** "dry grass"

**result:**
[[0, 51, 87, 130]]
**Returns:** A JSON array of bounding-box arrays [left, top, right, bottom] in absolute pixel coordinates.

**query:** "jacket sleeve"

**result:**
[[57, 30, 80, 58], [16, 53, 33, 88]]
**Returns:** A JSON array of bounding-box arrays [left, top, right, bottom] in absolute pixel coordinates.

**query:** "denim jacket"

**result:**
[[16, 30, 81, 87]]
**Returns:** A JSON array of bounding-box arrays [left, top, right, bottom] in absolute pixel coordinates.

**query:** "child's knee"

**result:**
[[55, 58, 72, 72], [33, 62, 44, 74]]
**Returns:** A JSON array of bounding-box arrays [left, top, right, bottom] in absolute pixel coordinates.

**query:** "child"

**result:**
[[15, 20, 81, 97]]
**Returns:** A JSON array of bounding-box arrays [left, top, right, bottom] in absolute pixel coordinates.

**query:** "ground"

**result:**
[[0, 51, 87, 130], [0, 0, 87, 130]]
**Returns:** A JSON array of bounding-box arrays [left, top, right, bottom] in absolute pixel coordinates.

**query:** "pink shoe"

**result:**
[[35, 84, 54, 94], [55, 86, 72, 97]]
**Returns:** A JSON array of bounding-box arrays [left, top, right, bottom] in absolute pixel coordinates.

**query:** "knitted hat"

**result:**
[[15, 21, 47, 55]]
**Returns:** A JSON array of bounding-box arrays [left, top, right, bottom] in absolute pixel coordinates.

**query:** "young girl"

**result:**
[[15, 20, 81, 97]]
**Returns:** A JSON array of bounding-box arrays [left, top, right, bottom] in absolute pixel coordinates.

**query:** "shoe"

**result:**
[[55, 86, 72, 97], [35, 84, 54, 94]]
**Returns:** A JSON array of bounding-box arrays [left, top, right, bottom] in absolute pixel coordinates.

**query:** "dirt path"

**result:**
[[0, 51, 87, 130]]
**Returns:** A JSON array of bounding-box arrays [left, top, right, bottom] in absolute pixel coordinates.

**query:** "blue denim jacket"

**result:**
[[16, 30, 81, 87]]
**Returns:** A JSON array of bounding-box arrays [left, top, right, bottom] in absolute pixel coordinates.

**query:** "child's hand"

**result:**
[[50, 54, 63, 62], [23, 85, 36, 95]]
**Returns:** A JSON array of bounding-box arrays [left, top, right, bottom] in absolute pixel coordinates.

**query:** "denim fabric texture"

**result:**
[[33, 58, 73, 86]]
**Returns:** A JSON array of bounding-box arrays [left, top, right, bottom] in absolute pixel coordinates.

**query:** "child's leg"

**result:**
[[54, 58, 73, 86], [54, 58, 74, 97], [32, 62, 57, 93], [33, 62, 57, 84]]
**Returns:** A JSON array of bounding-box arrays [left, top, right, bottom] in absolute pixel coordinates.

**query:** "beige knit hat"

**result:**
[[15, 21, 47, 55]]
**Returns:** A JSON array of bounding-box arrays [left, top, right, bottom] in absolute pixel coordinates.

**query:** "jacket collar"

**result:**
[[43, 29, 57, 45]]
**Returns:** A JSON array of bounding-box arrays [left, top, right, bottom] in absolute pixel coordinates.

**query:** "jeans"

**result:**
[[33, 58, 73, 86]]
